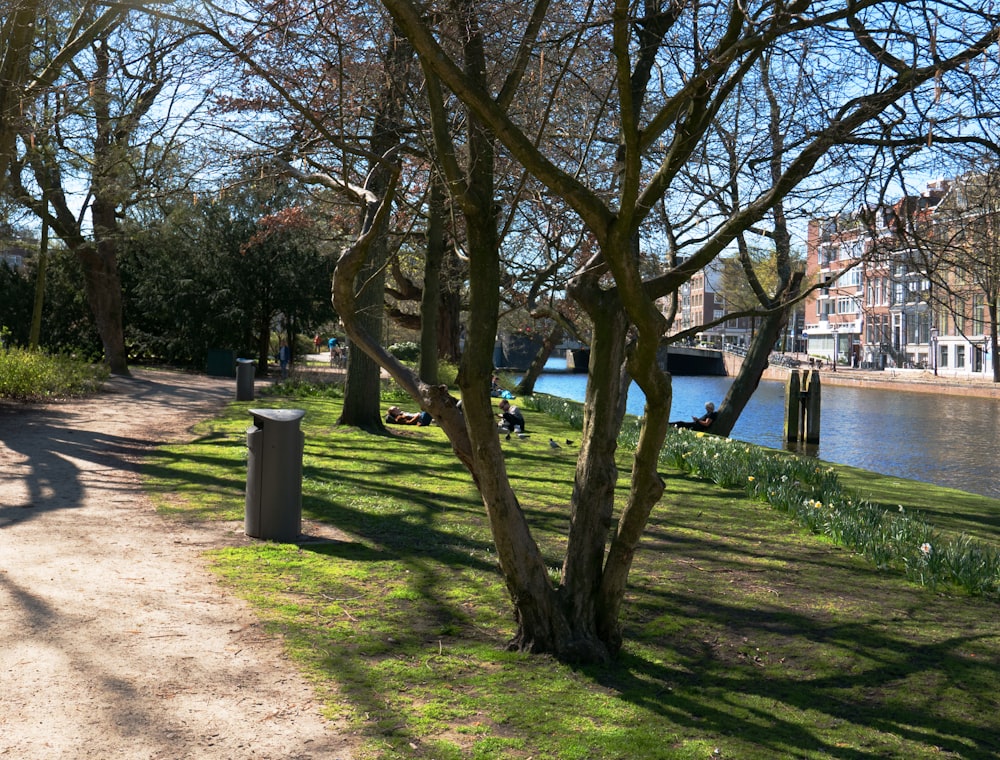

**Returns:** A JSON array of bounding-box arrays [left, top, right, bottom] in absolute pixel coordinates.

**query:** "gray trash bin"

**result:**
[[236, 358, 255, 401], [245, 408, 305, 541]]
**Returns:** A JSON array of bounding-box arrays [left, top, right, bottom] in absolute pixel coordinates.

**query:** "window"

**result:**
[[973, 295, 985, 334], [841, 239, 864, 261], [957, 345, 966, 368], [940, 345, 949, 367], [837, 297, 857, 314]]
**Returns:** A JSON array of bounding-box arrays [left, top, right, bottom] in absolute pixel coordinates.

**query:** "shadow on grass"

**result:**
[[584, 483, 1000, 759], [157, 397, 1000, 759], [601, 610, 998, 759], [258, 467, 998, 758]]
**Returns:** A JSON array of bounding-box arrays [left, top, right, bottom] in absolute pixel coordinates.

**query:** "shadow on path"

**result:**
[[0, 370, 232, 527]]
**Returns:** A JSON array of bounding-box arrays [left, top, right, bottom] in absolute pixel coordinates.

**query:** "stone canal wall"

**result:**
[[723, 352, 1000, 399]]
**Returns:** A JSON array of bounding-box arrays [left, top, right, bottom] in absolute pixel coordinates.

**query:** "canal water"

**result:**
[[529, 362, 1000, 499]]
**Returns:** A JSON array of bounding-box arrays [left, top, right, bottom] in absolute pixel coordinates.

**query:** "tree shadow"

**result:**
[[0, 371, 231, 527], [1, 407, 143, 521]]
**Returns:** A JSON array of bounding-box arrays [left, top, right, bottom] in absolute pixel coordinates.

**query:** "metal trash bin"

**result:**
[[236, 358, 255, 401], [245, 408, 305, 541]]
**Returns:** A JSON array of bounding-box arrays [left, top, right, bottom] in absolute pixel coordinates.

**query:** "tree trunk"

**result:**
[[256, 306, 271, 374], [83, 187, 129, 375], [712, 308, 788, 436], [556, 304, 628, 661], [29, 218, 47, 349], [340, 30, 411, 428], [419, 174, 445, 384], [514, 323, 562, 396], [0, 1, 37, 190], [74, 241, 128, 374]]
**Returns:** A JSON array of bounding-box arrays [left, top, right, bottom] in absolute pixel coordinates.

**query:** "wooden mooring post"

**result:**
[[784, 369, 821, 444]]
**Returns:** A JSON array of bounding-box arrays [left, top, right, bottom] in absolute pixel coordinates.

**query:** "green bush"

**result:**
[[437, 360, 459, 388], [0, 348, 109, 401], [388, 341, 420, 362]]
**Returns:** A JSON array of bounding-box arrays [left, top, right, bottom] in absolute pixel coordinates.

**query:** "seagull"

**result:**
[[517, 432, 529, 439], [549, 438, 561, 449]]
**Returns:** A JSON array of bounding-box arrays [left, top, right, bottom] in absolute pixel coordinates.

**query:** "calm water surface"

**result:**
[[530, 363, 1000, 499]]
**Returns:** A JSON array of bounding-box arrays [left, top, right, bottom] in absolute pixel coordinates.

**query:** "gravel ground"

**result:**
[[0, 369, 355, 759]]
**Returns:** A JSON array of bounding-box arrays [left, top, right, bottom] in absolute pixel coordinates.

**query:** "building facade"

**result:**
[[804, 177, 996, 375], [669, 258, 759, 349]]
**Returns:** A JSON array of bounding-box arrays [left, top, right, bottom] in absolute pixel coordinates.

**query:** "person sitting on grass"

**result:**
[[386, 406, 433, 426], [671, 401, 717, 430], [497, 399, 526, 431]]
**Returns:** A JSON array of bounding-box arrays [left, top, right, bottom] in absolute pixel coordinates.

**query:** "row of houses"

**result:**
[[803, 174, 996, 375], [669, 173, 997, 378]]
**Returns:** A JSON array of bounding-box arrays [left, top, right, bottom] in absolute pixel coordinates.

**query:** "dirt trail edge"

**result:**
[[0, 369, 355, 760]]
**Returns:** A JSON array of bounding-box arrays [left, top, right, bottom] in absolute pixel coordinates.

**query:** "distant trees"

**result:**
[[2, 183, 335, 368], [3, 4, 206, 373], [120, 180, 335, 370], [0, 238, 104, 358]]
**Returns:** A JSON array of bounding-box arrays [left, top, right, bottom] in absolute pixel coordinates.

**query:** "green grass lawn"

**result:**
[[144, 392, 1000, 760]]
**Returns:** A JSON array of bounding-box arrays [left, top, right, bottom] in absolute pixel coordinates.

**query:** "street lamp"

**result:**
[[831, 325, 838, 372], [930, 327, 938, 376]]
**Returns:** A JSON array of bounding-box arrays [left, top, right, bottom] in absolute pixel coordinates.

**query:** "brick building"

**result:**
[[804, 177, 995, 375]]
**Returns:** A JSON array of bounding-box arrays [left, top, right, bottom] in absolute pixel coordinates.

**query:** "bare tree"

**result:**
[[367, 0, 1000, 663], [156, 0, 1000, 661]]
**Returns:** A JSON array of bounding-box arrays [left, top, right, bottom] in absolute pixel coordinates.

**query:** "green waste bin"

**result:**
[[206, 349, 236, 377]]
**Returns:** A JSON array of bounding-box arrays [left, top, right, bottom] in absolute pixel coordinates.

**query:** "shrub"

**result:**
[[437, 360, 459, 388], [0, 348, 109, 401], [388, 341, 420, 362]]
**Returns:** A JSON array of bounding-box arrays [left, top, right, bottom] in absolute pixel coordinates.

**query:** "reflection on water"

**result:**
[[530, 365, 1000, 499]]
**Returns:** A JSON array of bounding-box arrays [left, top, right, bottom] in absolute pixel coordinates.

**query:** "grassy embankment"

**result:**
[[145, 383, 1000, 760]]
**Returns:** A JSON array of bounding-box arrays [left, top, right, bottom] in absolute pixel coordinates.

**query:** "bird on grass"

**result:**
[[549, 438, 561, 449]]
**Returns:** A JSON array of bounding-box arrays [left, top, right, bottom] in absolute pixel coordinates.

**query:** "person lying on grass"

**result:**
[[386, 406, 433, 426]]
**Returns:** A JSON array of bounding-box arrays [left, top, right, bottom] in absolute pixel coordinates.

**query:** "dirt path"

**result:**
[[0, 369, 354, 759]]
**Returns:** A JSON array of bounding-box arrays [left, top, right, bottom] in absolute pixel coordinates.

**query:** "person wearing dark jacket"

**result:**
[[671, 401, 717, 430], [497, 399, 526, 431]]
